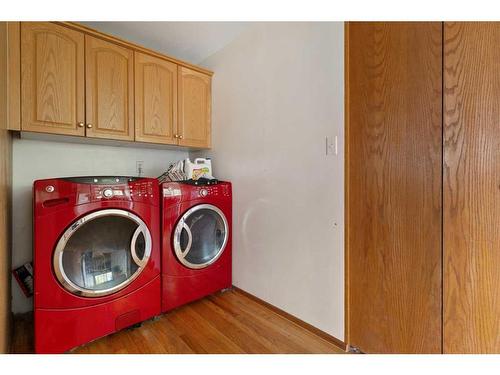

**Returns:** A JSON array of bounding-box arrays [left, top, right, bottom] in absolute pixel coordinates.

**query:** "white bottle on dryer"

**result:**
[[184, 158, 213, 180]]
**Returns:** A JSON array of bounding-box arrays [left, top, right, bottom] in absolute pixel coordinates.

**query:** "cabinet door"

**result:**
[[21, 22, 85, 136], [135, 52, 177, 144], [444, 22, 500, 354], [347, 22, 442, 353], [178, 67, 211, 148], [85, 36, 134, 141]]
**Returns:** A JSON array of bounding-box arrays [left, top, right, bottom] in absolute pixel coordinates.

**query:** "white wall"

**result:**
[[12, 137, 187, 313], [192, 23, 345, 340], [81, 22, 250, 64]]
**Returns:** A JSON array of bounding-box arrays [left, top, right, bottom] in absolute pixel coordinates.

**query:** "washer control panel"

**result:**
[[92, 185, 129, 200], [131, 180, 155, 198], [90, 179, 157, 203], [35, 177, 159, 212]]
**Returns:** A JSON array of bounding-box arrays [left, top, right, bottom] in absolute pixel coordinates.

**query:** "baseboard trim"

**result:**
[[232, 286, 347, 352]]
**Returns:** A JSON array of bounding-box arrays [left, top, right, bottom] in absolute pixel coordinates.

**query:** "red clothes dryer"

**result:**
[[161, 181, 232, 312], [33, 176, 161, 353]]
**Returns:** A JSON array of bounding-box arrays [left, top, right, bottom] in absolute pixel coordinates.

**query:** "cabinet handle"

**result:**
[[77, 122, 85, 128], [86, 123, 93, 129], [174, 134, 179, 139], [178, 135, 183, 139]]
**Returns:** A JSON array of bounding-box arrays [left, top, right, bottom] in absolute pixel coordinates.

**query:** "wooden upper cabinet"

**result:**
[[135, 52, 177, 144], [18, 22, 212, 147], [20, 22, 85, 136], [85, 35, 134, 141], [178, 67, 211, 148]]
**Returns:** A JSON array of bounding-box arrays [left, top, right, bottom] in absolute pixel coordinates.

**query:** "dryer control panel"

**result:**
[[196, 184, 231, 199], [161, 181, 231, 204]]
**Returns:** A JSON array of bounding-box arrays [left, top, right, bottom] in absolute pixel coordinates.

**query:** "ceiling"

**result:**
[[81, 22, 251, 64]]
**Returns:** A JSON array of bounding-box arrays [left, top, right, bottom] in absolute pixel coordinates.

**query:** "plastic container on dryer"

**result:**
[[184, 158, 213, 180]]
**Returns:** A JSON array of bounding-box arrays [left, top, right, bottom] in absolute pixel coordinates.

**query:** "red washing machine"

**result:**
[[33, 176, 161, 354], [161, 181, 232, 312]]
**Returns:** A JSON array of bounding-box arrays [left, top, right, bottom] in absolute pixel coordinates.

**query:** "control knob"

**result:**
[[199, 188, 208, 197], [102, 188, 113, 198]]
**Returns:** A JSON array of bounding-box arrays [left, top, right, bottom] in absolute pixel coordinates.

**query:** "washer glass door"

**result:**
[[53, 209, 152, 297], [173, 204, 229, 269]]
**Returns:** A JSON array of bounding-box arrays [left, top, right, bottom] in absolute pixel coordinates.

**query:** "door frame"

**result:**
[[344, 21, 351, 350]]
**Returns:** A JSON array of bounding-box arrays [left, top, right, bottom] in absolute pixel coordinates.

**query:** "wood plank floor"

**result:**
[[11, 289, 345, 354]]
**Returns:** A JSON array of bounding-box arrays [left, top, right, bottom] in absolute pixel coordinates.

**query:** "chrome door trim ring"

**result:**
[[179, 222, 193, 256], [53, 208, 152, 297], [173, 204, 229, 269], [130, 225, 150, 267]]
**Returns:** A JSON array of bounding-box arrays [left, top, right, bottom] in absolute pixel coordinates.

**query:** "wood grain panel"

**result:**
[[11, 290, 345, 354], [135, 52, 177, 145], [7, 22, 20, 131], [178, 66, 211, 148], [21, 22, 85, 136], [0, 21, 13, 354], [444, 22, 500, 353], [85, 35, 134, 141], [346, 22, 443, 353]]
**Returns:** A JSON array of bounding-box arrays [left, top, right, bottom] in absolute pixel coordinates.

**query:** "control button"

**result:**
[[102, 188, 113, 198], [200, 188, 208, 197], [45, 185, 55, 193]]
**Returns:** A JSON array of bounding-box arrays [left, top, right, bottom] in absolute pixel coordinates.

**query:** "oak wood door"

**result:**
[[135, 52, 177, 145], [346, 22, 443, 353], [85, 35, 134, 141], [20, 22, 85, 136], [444, 22, 500, 354], [178, 67, 211, 148]]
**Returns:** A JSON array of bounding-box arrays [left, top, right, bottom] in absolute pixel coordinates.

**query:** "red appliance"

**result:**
[[33, 176, 161, 353], [161, 181, 232, 312]]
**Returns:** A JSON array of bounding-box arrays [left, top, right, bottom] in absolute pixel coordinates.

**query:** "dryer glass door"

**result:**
[[53, 209, 152, 297], [173, 204, 229, 269]]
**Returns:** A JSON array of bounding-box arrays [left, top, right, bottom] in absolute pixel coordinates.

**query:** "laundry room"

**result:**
[[1, 17, 345, 355], [2, 1, 500, 373]]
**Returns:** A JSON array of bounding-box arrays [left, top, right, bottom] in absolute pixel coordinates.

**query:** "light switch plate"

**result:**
[[326, 136, 338, 156]]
